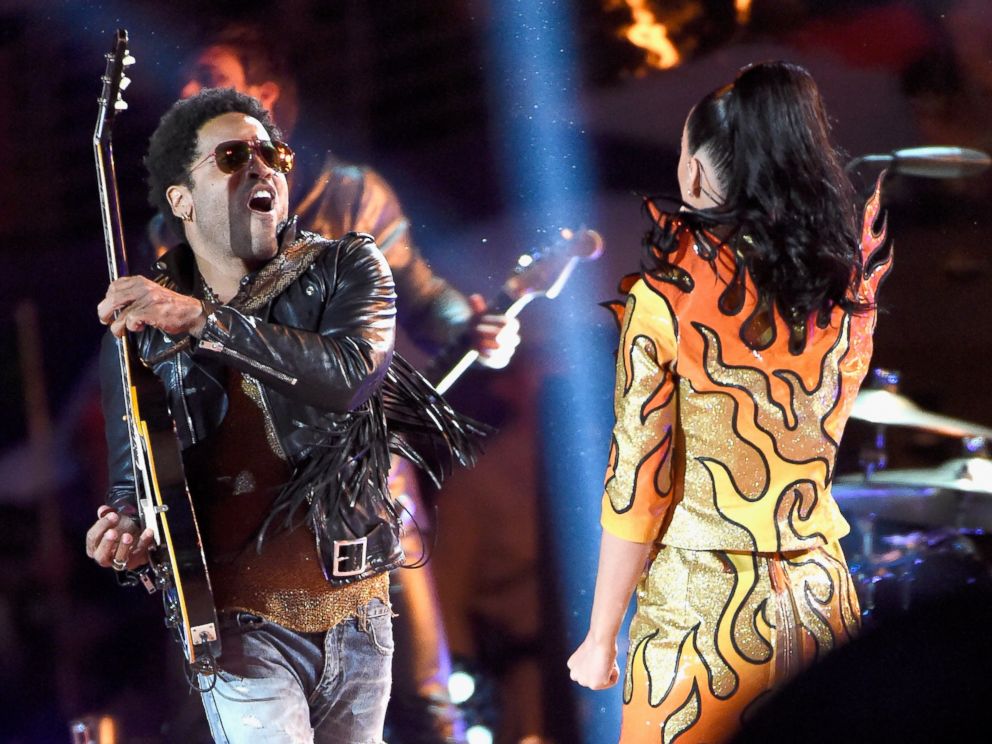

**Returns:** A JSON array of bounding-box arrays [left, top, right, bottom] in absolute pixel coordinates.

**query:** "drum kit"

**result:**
[[835, 370, 992, 624]]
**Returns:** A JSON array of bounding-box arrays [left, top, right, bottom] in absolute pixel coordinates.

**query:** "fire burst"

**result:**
[[736, 0, 753, 25], [617, 0, 681, 70], [613, 1, 754, 71]]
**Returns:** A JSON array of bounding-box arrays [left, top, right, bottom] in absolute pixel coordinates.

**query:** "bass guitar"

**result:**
[[94, 28, 220, 674], [425, 227, 604, 393]]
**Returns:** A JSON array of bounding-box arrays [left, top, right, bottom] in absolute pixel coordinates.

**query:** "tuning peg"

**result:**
[[120, 76, 131, 90], [114, 99, 129, 111], [123, 54, 136, 67]]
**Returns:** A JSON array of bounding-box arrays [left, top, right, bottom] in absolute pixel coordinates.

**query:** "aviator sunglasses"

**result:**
[[188, 138, 295, 176]]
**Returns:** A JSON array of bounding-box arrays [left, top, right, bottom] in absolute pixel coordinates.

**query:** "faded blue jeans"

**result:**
[[199, 599, 393, 743]]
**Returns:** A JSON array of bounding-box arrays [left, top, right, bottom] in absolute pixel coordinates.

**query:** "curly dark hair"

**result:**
[[145, 87, 282, 239], [645, 61, 867, 342]]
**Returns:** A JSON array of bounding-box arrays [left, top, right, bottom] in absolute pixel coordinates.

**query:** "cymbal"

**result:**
[[832, 480, 956, 527], [850, 389, 992, 439], [860, 458, 992, 495], [834, 462, 992, 530]]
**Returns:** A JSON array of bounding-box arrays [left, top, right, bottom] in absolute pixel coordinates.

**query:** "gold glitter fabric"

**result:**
[[621, 542, 860, 743], [214, 548, 390, 634], [239, 373, 288, 461], [601, 181, 893, 553], [603, 287, 679, 542]]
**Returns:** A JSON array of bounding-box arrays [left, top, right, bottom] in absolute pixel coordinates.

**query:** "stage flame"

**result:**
[[612, 0, 753, 71], [618, 0, 681, 70], [735, 0, 753, 25]]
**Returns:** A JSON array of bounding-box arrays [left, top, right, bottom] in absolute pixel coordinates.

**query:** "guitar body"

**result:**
[[95, 29, 219, 673], [129, 354, 220, 667]]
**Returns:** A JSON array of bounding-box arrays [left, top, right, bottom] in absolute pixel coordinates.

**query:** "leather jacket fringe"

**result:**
[[101, 227, 485, 585]]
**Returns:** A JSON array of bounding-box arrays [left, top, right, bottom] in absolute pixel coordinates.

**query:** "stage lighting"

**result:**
[[448, 670, 476, 705], [466, 725, 494, 744]]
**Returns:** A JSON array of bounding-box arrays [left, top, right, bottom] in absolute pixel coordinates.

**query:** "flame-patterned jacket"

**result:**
[[601, 184, 893, 552]]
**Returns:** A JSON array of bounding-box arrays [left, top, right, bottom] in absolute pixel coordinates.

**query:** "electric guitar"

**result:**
[[94, 28, 220, 674], [425, 227, 604, 393]]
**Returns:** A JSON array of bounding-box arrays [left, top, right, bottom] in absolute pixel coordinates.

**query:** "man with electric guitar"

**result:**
[[166, 26, 525, 744], [167, 29, 602, 744], [85, 27, 599, 743], [86, 74, 486, 741]]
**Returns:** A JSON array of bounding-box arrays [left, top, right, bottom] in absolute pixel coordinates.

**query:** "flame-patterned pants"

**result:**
[[620, 540, 860, 743]]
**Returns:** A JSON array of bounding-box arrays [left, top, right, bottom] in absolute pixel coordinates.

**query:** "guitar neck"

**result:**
[[93, 29, 147, 515], [423, 289, 517, 392], [95, 122, 139, 389], [419, 227, 602, 393]]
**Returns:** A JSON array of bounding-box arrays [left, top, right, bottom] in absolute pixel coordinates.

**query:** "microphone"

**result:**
[[846, 146, 991, 178]]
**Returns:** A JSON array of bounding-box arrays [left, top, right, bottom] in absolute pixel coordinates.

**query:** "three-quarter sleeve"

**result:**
[[601, 278, 680, 543]]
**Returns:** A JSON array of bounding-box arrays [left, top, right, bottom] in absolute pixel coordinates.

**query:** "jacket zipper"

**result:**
[[174, 354, 198, 445], [255, 379, 288, 461], [200, 341, 299, 386]]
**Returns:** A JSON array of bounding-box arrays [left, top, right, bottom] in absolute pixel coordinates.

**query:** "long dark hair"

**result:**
[[646, 62, 865, 328]]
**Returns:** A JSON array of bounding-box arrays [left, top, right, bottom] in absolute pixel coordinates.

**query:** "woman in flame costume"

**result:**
[[568, 62, 893, 743]]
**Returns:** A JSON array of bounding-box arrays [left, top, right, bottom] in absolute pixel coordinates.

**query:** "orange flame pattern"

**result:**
[[602, 178, 892, 552], [600, 179, 890, 739], [620, 541, 861, 741]]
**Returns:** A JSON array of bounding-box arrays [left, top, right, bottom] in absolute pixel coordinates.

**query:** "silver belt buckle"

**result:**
[[332, 536, 369, 577]]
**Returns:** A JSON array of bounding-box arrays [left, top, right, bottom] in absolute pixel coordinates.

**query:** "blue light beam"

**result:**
[[485, 3, 621, 742]]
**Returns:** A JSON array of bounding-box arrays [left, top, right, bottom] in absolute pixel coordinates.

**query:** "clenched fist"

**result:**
[[567, 634, 621, 690]]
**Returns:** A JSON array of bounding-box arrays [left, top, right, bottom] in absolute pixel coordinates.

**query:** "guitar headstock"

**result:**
[[93, 29, 134, 144], [503, 227, 604, 305]]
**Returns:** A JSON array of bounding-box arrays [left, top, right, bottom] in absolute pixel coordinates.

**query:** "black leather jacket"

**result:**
[[101, 229, 404, 583]]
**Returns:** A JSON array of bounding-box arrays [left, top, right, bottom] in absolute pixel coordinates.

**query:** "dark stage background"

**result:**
[[1, 1, 990, 742]]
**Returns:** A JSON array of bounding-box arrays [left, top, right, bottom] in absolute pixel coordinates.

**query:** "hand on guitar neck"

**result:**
[[466, 293, 521, 370]]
